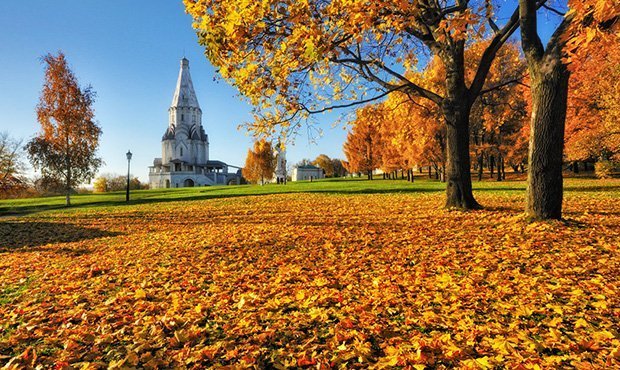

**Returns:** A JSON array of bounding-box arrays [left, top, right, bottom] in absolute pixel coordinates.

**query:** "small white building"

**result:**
[[292, 165, 324, 181], [149, 58, 240, 188]]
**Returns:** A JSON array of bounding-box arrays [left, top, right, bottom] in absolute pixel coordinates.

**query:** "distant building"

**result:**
[[149, 58, 240, 188], [292, 165, 324, 181]]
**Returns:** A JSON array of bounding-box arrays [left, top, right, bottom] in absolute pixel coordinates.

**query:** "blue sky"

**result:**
[[0, 1, 562, 183], [0, 0, 348, 182]]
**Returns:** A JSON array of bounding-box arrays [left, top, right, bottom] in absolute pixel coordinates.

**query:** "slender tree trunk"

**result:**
[[573, 160, 579, 174], [496, 154, 503, 181], [489, 155, 495, 178], [65, 162, 71, 206], [66, 178, 71, 206], [428, 166, 431, 178], [477, 154, 483, 181]]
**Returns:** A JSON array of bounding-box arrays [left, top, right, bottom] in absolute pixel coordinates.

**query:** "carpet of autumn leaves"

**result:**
[[1, 181, 619, 369]]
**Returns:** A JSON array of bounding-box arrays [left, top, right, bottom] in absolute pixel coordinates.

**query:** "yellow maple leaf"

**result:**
[[574, 318, 589, 328], [135, 288, 147, 299]]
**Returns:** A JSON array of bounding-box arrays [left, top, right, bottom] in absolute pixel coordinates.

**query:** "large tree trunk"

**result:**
[[520, 0, 572, 220], [443, 101, 481, 209], [442, 46, 481, 210], [525, 62, 568, 220]]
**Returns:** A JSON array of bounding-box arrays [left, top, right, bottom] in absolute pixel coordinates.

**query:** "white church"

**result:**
[[149, 58, 241, 188]]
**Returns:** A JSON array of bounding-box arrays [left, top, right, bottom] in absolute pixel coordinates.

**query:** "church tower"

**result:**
[[161, 58, 209, 166], [149, 58, 239, 188]]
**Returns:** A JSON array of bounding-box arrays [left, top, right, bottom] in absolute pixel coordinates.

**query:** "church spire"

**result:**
[[171, 58, 200, 109]]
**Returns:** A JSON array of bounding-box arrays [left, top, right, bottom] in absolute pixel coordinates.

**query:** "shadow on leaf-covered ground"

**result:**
[[0, 221, 120, 252]]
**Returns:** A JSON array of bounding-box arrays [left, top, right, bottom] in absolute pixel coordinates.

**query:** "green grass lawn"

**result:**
[[1, 177, 618, 217]]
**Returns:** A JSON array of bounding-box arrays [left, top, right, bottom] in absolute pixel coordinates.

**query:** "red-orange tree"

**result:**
[[185, 0, 530, 210], [26, 52, 101, 206]]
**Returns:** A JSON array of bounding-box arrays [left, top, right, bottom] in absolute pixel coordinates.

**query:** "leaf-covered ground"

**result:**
[[1, 179, 619, 369]]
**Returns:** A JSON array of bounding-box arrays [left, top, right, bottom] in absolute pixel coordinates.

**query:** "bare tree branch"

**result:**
[[479, 76, 528, 95]]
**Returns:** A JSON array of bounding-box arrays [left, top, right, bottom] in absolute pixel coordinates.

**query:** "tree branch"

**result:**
[[520, 0, 545, 63], [468, 5, 521, 101], [300, 85, 408, 114], [479, 76, 528, 95], [542, 4, 565, 17], [335, 46, 444, 105]]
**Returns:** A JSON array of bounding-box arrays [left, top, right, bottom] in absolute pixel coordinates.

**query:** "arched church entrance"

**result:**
[[165, 179, 170, 188], [184, 178, 195, 187]]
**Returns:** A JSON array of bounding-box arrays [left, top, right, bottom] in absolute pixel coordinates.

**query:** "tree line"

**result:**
[[342, 36, 618, 182]]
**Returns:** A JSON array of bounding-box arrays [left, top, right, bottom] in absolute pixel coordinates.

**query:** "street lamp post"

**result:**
[[126, 150, 132, 202]]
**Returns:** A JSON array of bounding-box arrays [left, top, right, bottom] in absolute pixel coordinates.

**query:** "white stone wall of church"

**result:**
[[162, 140, 174, 165]]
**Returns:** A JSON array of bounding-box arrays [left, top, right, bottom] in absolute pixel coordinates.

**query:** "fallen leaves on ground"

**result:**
[[0, 184, 619, 368]]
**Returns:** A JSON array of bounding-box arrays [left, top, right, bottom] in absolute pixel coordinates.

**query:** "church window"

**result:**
[[181, 113, 184, 121], [180, 147, 183, 156]]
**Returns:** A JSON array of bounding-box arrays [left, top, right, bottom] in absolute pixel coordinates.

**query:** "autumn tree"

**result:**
[[26, 52, 102, 206], [296, 158, 313, 167], [331, 158, 347, 178], [565, 33, 620, 167], [0, 132, 27, 198], [313, 154, 334, 177], [242, 140, 276, 184], [467, 42, 529, 181], [343, 106, 383, 180], [93, 174, 144, 193], [185, 0, 532, 210]]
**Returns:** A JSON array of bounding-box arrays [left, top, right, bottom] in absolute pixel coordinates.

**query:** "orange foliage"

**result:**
[[565, 36, 620, 161], [1, 185, 619, 367], [25, 52, 102, 205], [343, 106, 383, 179], [343, 40, 529, 179]]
